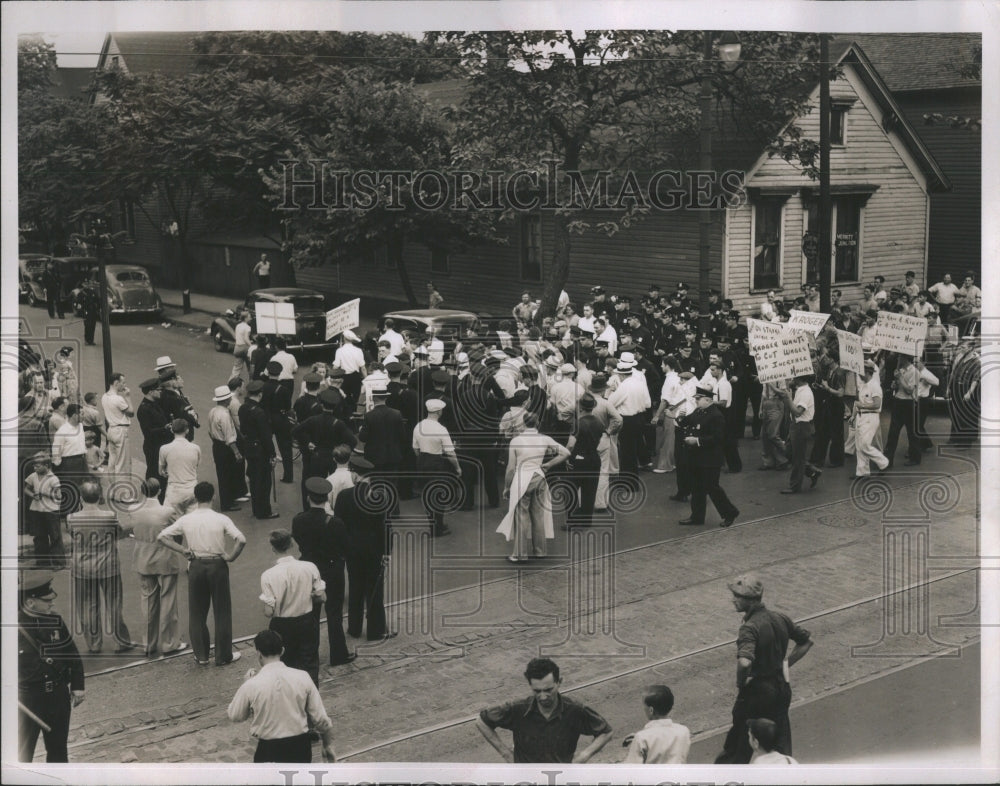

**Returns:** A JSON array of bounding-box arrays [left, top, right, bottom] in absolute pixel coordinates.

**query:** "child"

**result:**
[[22, 452, 65, 565], [84, 430, 103, 475], [748, 718, 799, 764], [622, 684, 690, 764]]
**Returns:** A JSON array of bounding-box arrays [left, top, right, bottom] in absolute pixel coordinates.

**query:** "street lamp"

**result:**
[[698, 31, 741, 337]]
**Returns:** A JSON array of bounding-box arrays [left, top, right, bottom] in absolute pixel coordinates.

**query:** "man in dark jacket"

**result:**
[[262, 360, 294, 484], [333, 456, 395, 641], [292, 477, 355, 666], [679, 386, 739, 528], [292, 388, 357, 509], [359, 384, 407, 515], [563, 393, 604, 525], [239, 380, 278, 519], [42, 262, 64, 319], [136, 378, 172, 498]]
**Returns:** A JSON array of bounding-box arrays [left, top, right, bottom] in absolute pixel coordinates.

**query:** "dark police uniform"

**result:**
[[18, 576, 84, 763], [239, 383, 276, 518], [679, 391, 739, 526], [80, 282, 101, 345], [263, 366, 295, 483], [136, 380, 172, 496]]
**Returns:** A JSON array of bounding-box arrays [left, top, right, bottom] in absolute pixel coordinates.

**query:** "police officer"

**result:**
[[239, 380, 279, 519], [159, 368, 199, 434], [678, 385, 739, 527], [292, 477, 356, 666], [80, 279, 101, 345], [18, 571, 85, 763], [136, 377, 172, 498], [716, 574, 813, 764], [263, 360, 294, 484], [292, 388, 357, 510]]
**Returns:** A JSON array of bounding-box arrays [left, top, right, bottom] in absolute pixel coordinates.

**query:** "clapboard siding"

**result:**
[[726, 60, 930, 319]]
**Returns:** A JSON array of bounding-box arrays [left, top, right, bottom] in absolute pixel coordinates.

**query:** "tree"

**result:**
[[17, 34, 57, 91], [261, 69, 501, 306], [440, 30, 821, 317]]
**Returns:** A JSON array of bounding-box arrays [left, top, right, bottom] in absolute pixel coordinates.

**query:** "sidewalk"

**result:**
[[53, 467, 981, 765]]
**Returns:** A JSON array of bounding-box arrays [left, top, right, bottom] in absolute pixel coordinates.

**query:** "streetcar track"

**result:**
[[336, 566, 977, 760], [81, 469, 976, 679]]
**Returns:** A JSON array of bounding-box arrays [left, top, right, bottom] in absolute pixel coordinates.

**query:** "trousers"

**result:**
[[19, 684, 72, 762], [188, 558, 233, 664], [717, 676, 793, 764], [269, 613, 320, 685], [254, 733, 311, 763], [689, 465, 738, 524], [212, 439, 243, 508], [74, 574, 131, 652], [138, 572, 182, 655]]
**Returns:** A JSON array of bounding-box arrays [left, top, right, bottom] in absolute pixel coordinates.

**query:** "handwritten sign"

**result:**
[[255, 302, 296, 336], [836, 329, 865, 375], [752, 330, 813, 384], [747, 317, 784, 348], [787, 309, 830, 335], [871, 311, 927, 355], [325, 298, 360, 340]]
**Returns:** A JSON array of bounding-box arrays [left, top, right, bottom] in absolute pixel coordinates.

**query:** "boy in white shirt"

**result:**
[[623, 684, 690, 764]]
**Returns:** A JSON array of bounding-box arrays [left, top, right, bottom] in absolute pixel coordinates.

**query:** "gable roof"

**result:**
[[835, 33, 980, 92], [96, 32, 201, 76]]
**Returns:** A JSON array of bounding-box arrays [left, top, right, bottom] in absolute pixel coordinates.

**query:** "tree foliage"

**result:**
[[18, 34, 57, 91], [440, 30, 821, 316]]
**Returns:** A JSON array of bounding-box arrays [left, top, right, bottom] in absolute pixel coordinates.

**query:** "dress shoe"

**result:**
[[677, 518, 704, 525], [195, 658, 210, 666], [258, 512, 281, 519], [218, 651, 242, 665], [114, 642, 140, 654], [223, 505, 241, 512], [668, 494, 689, 502], [369, 632, 398, 641], [161, 643, 188, 656], [780, 488, 800, 495], [330, 653, 357, 666], [235, 495, 251, 502], [720, 512, 739, 528], [809, 470, 822, 488]]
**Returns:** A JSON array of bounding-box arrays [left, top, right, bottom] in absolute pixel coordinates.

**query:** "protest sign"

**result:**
[[325, 298, 361, 340], [747, 317, 784, 348], [871, 311, 927, 355], [787, 309, 830, 335], [836, 329, 865, 375], [752, 329, 813, 384], [255, 302, 296, 335]]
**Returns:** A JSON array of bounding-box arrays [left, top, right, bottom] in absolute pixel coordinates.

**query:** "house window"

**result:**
[[519, 215, 542, 282], [830, 107, 847, 145], [430, 247, 449, 275], [804, 196, 864, 284], [117, 199, 135, 238], [752, 199, 783, 291]]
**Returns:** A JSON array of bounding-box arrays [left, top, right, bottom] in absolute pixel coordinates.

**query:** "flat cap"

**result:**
[[305, 476, 333, 496], [425, 398, 446, 413], [139, 377, 161, 393], [266, 360, 283, 375], [384, 362, 402, 374], [728, 573, 764, 598], [246, 380, 265, 394]]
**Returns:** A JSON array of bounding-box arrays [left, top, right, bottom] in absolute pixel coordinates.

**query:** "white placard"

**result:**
[[752, 330, 814, 384], [836, 329, 865, 375], [787, 309, 830, 335], [325, 298, 361, 340], [255, 302, 296, 336], [871, 311, 927, 355], [747, 317, 785, 347]]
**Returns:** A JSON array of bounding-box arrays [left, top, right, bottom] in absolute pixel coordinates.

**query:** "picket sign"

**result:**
[[746, 318, 813, 384], [325, 299, 361, 341], [836, 329, 865, 375], [871, 311, 927, 355], [786, 309, 830, 335], [255, 302, 296, 335]]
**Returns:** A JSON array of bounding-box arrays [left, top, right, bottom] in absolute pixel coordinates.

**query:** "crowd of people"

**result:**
[[16, 268, 981, 764]]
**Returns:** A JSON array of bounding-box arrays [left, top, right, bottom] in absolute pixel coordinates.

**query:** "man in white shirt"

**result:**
[[550, 363, 585, 428], [851, 361, 890, 478], [208, 386, 244, 511], [608, 354, 651, 474], [379, 318, 405, 356], [594, 318, 618, 356], [883, 354, 921, 467], [748, 718, 798, 765], [333, 330, 367, 414], [231, 309, 253, 382], [227, 629, 336, 763], [412, 399, 460, 536], [914, 358, 939, 452], [260, 529, 325, 686], [623, 685, 690, 764], [159, 419, 202, 509], [928, 273, 961, 323], [577, 303, 596, 336], [51, 403, 88, 479], [777, 376, 821, 493], [157, 481, 246, 666], [269, 336, 298, 389], [102, 372, 134, 485]]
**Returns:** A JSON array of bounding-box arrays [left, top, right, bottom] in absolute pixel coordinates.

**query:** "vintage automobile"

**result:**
[[378, 308, 484, 361], [73, 263, 163, 318], [211, 288, 335, 352], [18, 254, 50, 306]]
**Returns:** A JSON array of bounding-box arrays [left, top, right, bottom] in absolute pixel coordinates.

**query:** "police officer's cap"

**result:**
[[727, 573, 764, 598], [266, 360, 283, 376], [19, 570, 57, 599], [305, 477, 333, 496], [349, 454, 374, 473], [431, 369, 450, 384], [384, 362, 402, 374], [138, 377, 160, 394], [694, 385, 715, 398], [483, 356, 501, 368], [303, 372, 322, 385], [328, 367, 346, 379], [246, 380, 265, 394], [319, 388, 343, 407], [158, 368, 178, 382], [503, 346, 521, 358]]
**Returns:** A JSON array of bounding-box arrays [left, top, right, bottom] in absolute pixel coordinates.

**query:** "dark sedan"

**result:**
[[211, 288, 334, 352]]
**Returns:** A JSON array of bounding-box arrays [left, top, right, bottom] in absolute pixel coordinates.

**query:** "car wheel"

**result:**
[[213, 329, 228, 353], [27, 290, 39, 308]]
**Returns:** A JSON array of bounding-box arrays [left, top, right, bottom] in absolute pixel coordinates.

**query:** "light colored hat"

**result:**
[[342, 329, 360, 343], [413, 345, 429, 356], [155, 355, 175, 372], [544, 355, 561, 369], [212, 385, 233, 402], [619, 352, 636, 366], [456, 352, 470, 366], [425, 398, 446, 413], [559, 363, 576, 375]]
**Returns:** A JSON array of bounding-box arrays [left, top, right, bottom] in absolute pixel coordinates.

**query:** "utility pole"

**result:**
[[818, 34, 832, 312], [697, 30, 715, 338], [91, 219, 115, 387]]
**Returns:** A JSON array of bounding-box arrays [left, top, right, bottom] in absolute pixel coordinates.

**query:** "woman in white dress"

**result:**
[[497, 413, 570, 562]]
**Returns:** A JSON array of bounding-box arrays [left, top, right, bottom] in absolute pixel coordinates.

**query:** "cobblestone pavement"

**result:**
[[37, 465, 981, 767]]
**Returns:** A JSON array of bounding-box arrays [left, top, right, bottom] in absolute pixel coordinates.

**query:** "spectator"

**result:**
[[910, 290, 937, 319], [872, 275, 888, 304], [748, 718, 799, 764], [902, 270, 920, 299], [929, 273, 961, 323], [858, 286, 879, 314], [622, 684, 690, 764]]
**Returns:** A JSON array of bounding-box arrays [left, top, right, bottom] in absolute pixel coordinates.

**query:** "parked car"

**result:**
[[211, 288, 334, 352], [18, 254, 50, 307], [379, 308, 483, 360], [72, 263, 163, 318], [29, 256, 95, 310]]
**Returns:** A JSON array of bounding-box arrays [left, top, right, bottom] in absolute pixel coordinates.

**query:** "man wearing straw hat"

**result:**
[[208, 385, 245, 511]]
